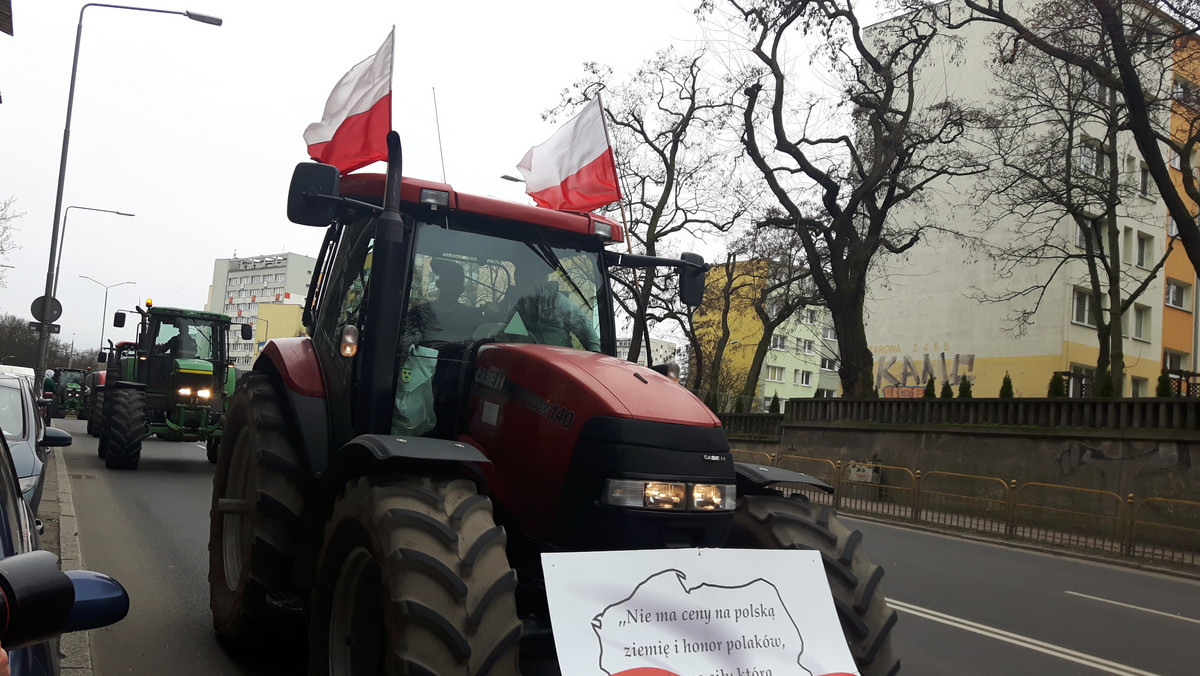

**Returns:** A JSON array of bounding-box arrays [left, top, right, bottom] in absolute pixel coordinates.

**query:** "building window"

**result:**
[[1169, 216, 1180, 238], [797, 370, 813, 386], [1134, 305, 1151, 341], [803, 339, 815, 355], [1075, 222, 1088, 249], [804, 309, 818, 324], [822, 326, 837, 341], [1140, 165, 1151, 196], [765, 365, 785, 382], [1164, 351, 1186, 371], [1166, 280, 1190, 309], [1136, 234, 1153, 267], [815, 388, 837, 398], [820, 357, 838, 371], [769, 334, 788, 350], [1078, 140, 1104, 177], [1072, 288, 1096, 326], [1171, 149, 1181, 170], [1131, 377, 1147, 397]]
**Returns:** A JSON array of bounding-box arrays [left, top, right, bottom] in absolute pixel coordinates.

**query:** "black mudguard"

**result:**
[[735, 461, 834, 494]]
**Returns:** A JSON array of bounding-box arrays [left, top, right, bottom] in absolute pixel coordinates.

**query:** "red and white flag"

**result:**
[[517, 96, 621, 211], [303, 29, 394, 174]]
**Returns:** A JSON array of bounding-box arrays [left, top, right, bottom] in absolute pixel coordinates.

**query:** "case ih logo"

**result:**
[[474, 368, 507, 391]]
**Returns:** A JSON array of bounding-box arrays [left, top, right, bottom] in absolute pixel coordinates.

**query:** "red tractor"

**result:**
[[208, 133, 899, 675]]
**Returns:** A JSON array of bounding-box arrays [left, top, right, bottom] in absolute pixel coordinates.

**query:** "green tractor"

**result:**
[[51, 367, 86, 418], [96, 302, 252, 470]]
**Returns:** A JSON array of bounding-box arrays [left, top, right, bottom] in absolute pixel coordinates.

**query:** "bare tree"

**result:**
[[959, 0, 1200, 278], [724, 0, 988, 396], [972, 27, 1168, 390], [0, 197, 22, 288], [550, 49, 751, 365]]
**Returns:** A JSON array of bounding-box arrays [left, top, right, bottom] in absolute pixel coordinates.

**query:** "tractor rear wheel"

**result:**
[[102, 389, 144, 470], [309, 475, 521, 676], [209, 372, 307, 649], [726, 493, 900, 676], [88, 390, 104, 438], [206, 436, 219, 464]]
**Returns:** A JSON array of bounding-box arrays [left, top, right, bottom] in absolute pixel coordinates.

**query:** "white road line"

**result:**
[[1065, 591, 1200, 626], [886, 598, 1163, 676]]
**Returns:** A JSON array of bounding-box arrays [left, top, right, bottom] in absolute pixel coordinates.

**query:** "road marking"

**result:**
[[1066, 591, 1200, 625], [887, 598, 1163, 676]]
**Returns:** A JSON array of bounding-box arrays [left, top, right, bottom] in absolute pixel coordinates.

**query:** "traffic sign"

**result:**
[[28, 321, 61, 334], [30, 296, 63, 323]]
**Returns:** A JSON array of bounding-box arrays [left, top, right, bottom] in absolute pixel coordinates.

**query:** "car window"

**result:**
[[0, 385, 25, 440], [0, 434, 23, 556]]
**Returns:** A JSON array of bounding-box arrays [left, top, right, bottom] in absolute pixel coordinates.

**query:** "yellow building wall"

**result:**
[[253, 304, 305, 357], [1165, 35, 1199, 357]]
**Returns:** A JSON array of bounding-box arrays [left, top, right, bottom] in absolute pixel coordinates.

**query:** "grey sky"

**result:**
[[0, 0, 703, 351]]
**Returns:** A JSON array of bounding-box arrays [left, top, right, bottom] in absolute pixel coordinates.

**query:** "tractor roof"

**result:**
[[339, 174, 625, 243], [148, 306, 231, 323]]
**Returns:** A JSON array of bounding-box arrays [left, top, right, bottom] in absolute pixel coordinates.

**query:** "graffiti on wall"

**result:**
[[875, 353, 976, 396]]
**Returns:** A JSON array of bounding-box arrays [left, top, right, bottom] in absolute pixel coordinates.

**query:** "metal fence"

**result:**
[[731, 450, 1200, 569]]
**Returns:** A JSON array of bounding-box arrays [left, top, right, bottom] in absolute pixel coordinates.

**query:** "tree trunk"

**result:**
[[831, 293, 874, 397]]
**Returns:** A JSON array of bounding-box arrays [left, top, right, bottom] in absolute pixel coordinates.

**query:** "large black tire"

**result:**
[[209, 372, 308, 649], [87, 390, 104, 438], [206, 436, 219, 464], [102, 389, 144, 470], [726, 494, 901, 676], [309, 475, 521, 676]]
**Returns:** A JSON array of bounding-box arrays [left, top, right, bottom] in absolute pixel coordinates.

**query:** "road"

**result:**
[[57, 416, 1200, 675]]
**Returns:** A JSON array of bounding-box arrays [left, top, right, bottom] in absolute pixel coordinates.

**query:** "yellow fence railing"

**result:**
[[740, 453, 1200, 570]]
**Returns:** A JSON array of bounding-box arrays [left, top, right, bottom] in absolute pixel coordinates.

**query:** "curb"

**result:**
[[48, 449, 94, 676]]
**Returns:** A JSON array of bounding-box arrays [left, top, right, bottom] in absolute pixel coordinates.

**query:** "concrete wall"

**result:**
[[731, 423, 1197, 502]]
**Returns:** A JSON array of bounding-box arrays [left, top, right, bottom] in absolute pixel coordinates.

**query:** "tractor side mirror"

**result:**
[[97, 352, 107, 363], [287, 162, 341, 227], [113, 312, 126, 328], [679, 252, 707, 307], [241, 324, 253, 341]]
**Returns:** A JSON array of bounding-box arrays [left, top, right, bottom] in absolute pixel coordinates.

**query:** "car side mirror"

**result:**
[[0, 550, 129, 649], [41, 427, 73, 448], [113, 312, 126, 328], [679, 252, 707, 307], [287, 162, 341, 226], [241, 324, 253, 341]]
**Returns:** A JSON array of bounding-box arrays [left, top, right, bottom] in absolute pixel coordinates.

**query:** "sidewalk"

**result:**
[[39, 449, 94, 676]]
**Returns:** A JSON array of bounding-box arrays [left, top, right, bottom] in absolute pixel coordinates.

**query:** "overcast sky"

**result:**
[[0, 0, 708, 352]]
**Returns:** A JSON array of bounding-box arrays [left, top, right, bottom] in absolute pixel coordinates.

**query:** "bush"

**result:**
[[939, 380, 954, 399], [1047, 373, 1066, 398], [999, 372, 1014, 398], [1156, 368, 1174, 397], [923, 377, 936, 399], [957, 375, 973, 399], [1095, 371, 1116, 398], [768, 393, 780, 414], [733, 396, 745, 413]]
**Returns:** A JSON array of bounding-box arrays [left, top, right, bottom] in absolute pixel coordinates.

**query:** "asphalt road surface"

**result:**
[[58, 417, 1200, 675]]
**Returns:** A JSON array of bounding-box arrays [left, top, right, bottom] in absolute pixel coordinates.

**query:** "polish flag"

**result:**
[[303, 29, 394, 174], [517, 96, 621, 212]]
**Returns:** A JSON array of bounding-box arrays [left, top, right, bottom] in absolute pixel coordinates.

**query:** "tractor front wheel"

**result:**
[[88, 390, 104, 438], [102, 389, 144, 470], [209, 372, 307, 649], [308, 475, 521, 676], [726, 493, 900, 676]]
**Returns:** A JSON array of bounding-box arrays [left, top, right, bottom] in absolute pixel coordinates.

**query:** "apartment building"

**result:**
[[205, 252, 316, 366], [863, 1, 1193, 397]]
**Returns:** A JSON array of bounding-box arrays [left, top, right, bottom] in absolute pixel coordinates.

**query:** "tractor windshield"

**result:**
[[59, 371, 84, 387], [153, 317, 226, 362], [403, 222, 604, 350]]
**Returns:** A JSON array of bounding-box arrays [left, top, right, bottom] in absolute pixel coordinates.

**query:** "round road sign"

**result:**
[[31, 295, 63, 323]]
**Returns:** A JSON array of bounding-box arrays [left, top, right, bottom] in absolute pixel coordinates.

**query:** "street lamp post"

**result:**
[[80, 276, 135, 350], [52, 206, 134, 296], [34, 3, 222, 378]]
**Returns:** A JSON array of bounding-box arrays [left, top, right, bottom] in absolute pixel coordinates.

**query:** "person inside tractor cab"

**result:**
[[426, 259, 484, 342], [159, 328, 198, 358], [498, 262, 601, 352]]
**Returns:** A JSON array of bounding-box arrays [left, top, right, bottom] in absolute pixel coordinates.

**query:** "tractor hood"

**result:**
[[173, 358, 214, 375]]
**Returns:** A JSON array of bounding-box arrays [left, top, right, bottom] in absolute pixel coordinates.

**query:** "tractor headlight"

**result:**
[[691, 484, 736, 511], [177, 387, 193, 396], [196, 388, 212, 399], [602, 480, 734, 511]]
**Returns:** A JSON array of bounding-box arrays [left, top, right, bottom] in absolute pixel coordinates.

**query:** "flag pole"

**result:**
[[433, 87, 447, 182], [596, 93, 633, 255]]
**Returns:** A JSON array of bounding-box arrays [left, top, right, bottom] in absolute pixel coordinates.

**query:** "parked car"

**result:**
[[0, 375, 71, 513], [0, 421, 129, 672]]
